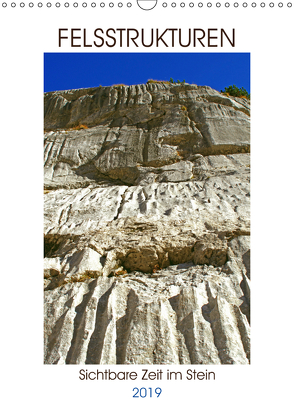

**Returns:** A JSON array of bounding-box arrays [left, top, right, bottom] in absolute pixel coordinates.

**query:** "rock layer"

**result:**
[[44, 82, 250, 364]]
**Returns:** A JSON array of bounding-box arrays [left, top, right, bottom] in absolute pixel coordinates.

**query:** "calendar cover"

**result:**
[[1, 2, 292, 414]]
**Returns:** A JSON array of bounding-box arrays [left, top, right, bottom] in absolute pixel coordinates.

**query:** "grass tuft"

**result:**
[[147, 79, 170, 85]]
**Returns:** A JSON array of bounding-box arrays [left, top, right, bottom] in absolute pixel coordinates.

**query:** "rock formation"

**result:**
[[44, 82, 250, 364]]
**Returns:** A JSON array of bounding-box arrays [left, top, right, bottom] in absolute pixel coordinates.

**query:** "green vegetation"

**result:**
[[221, 85, 250, 100], [170, 78, 186, 85]]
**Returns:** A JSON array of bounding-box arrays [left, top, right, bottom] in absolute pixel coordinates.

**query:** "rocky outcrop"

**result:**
[[44, 82, 250, 364]]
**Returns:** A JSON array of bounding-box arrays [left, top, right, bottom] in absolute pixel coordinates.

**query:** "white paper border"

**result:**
[[1, 4, 293, 414]]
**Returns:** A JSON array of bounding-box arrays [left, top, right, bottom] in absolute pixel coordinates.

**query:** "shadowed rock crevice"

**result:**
[[65, 279, 100, 364], [84, 282, 116, 364], [233, 305, 251, 362], [205, 284, 249, 365], [116, 289, 139, 364], [169, 288, 221, 364], [45, 301, 74, 364], [171, 306, 198, 364], [240, 271, 250, 324], [242, 250, 250, 279]]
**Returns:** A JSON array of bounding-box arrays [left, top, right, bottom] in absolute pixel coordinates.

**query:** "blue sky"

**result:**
[[44, 53, 250, 94]]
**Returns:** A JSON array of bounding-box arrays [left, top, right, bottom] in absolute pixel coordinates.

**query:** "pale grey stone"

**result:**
[[44, 83, 249, 188], [44, 82, 250, 365]]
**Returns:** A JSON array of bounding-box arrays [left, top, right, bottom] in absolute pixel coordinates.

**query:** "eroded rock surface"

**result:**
[[44, 82, 250, 364]]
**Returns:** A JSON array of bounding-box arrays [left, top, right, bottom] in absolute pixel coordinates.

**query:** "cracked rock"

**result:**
[[44, 82, 250, 365]]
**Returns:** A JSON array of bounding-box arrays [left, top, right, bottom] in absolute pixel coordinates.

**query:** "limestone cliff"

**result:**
[[44, 82, 250, 365]]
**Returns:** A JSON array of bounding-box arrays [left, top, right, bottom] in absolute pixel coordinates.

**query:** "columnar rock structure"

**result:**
[[44, 82, 250, 365]]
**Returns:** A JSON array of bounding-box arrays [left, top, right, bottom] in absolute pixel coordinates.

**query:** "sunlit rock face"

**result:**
[[44, 82, 250, 365]]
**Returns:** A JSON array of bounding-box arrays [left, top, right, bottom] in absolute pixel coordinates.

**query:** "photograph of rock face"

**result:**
[[44, 54, 250, 364]]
